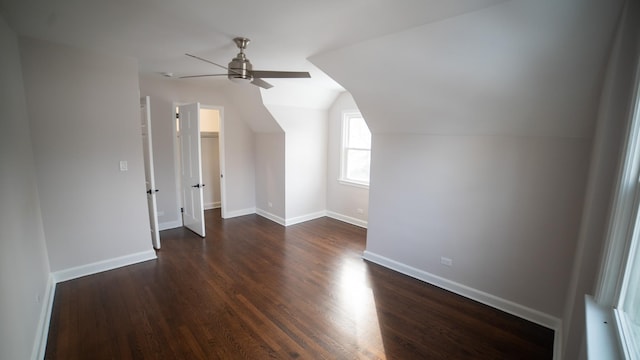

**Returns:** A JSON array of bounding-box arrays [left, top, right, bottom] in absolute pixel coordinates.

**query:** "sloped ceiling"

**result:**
[[311, 0, 624, 136], [0, 0, 622, 124], [0, 0, 504, 97]]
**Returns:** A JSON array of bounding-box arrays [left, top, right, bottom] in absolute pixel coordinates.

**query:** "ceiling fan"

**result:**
[[181, 37, 311, 89]]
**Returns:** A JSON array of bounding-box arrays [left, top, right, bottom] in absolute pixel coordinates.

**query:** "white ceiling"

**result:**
[[0, 0, 504, 92], [311, 0, 625, 135], [1, 0, 623, 129]]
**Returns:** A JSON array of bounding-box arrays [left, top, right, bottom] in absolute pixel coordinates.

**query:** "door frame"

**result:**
[[172, 102, 227, 219]]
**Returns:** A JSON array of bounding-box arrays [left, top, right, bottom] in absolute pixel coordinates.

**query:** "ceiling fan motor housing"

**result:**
[[228, 54, 252, 81], [184, 37, 308, 89]]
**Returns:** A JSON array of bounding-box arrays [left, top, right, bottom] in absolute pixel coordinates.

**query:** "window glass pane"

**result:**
[[622, 250, 640, 320], [348, 117, 371, 149], [346, 149, 370, 183], [621, 232, 640, 358], [631, 324, 640, 357]]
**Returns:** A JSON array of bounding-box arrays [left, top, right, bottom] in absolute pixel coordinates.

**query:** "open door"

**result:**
[[179, 103, 206, 237], [140, 96, 161, 249]]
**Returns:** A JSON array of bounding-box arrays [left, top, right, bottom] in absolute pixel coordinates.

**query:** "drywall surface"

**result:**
[[327, 92, 369, 225], [265, 105, 328, 221], [202, 135, 221, 209], [139, 75, 257, 217], [366, 134, 590, 316], [311, 0, 621, 138], [255, 132, 286, 220], [561, 2, 640, 358], [0, 15, 51, 360], [20, 37, 153, 271], [311, 0, 623, 321]]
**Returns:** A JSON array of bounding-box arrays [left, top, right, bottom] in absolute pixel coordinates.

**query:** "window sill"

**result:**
[[337, 179, 369, 190], [585, 295, 621, 359]]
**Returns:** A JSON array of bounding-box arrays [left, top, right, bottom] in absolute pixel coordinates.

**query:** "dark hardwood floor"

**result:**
[[45, 209, 554, 359]]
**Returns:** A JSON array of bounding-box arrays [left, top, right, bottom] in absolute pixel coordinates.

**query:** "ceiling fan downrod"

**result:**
[[228, 37, 252, 81]]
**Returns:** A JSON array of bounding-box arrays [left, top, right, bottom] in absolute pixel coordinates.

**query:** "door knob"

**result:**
[[146, 189, 159, 194]]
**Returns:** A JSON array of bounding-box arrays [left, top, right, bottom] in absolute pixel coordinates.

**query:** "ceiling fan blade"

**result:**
[[185, 53, 229, 72], [179, 74, 227, 79], [251, 78, 274, 89], [251, 70, 311, 79]]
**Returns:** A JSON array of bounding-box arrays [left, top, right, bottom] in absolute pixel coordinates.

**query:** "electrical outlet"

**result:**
[[268, 202, 273, 208], [356, 208, 364, 214], [440, 257, 453, 266]]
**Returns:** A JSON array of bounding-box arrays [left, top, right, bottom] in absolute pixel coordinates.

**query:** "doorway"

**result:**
[[200, 108, 223, 212], [175, 104, 226, 226]]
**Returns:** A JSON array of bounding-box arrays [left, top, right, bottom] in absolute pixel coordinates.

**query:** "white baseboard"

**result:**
[[285, 211, 327, 226], [553, 321, 563, 360], [223, 207, 256, 219], [159, 219, 182, 231], [35, 250, 157, 358], [326, 211, 368, 228], [204, 201, 221, 210], [31, 274, 55, 360], [256, 209, 330, 227], [256, 208, 286, 226], [257, 209, 366, 228], [52, 250, 157, 283], [362, 250, 561, 331]]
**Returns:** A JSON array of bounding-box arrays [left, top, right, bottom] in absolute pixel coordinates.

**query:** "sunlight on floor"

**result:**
[[338, 258, 387, 359]]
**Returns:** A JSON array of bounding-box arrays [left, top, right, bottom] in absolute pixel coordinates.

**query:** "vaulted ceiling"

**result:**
[[311, 0, 624, 135], [0, 0, 504, 92], [0, 0, 624, 132]]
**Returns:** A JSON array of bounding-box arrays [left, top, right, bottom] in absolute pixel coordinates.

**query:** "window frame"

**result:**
[[594, 54, 640, 360], [339, 111, 371, 189]]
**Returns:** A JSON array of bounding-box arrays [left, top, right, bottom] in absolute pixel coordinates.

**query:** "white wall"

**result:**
[[200, 108, 220, 132], [561, 1, 640, 358], [367, 134, 589, 317], [0, 16, 51, 360], [327, 92, 369, 227], [202, 135, 221, 209], [265, 105, 328, 223], [310, 0, 624, 326], [19, 37, 154, 272], [200, 108, 221, 210], [255, 133, 286, 221], [139, 75, 258, 217]]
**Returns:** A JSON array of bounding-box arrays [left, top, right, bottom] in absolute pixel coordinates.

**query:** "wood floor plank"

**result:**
[[45, 209, 553, 359]]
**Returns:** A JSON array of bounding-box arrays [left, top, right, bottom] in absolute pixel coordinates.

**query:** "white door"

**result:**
[[179, 103, 206, 237], [140, 96, 161, 249]]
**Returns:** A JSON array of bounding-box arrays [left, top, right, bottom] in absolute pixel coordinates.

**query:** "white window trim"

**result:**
[[591, 45, 640, 360], [337, 178, 370, 189], [339, 111, 371, 189], [615, 308, 640, 358]]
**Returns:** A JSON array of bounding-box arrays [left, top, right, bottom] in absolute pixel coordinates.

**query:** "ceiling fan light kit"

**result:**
[[182, 37, 311, 89]]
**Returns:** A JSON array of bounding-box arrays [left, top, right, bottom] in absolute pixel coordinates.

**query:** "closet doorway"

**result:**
[[175, 104, 226, 225], [200, 107, 224, 213]]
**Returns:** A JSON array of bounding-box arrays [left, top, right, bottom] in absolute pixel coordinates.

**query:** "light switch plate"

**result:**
[[119, 160, 128, 171]]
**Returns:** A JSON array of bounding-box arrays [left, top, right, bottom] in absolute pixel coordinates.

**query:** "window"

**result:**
[[616, 238, 640, 358], [340, 112, 371, 187], [595, 62, 640, 359], [612, 89, 640, 359]]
